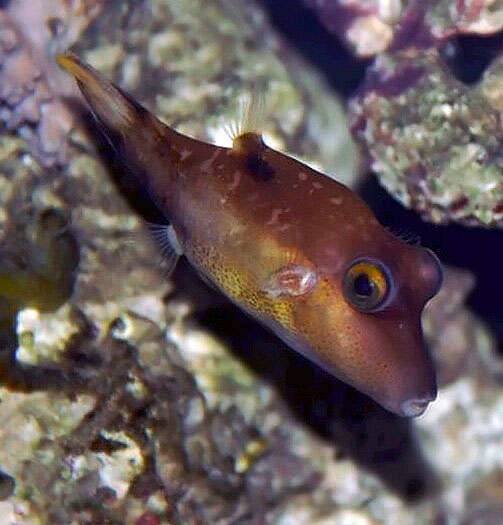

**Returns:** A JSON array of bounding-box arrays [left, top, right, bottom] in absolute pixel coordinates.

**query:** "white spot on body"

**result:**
[[330, 197, 343, 205], [180, 149, 192, 161], [298, 171, 308, 181], [228, 170, 242, 191], [229, 223, 245, 237], [322, 247, 344, 273], [266, 208, 289, 226], [200, 150, 220, 174]]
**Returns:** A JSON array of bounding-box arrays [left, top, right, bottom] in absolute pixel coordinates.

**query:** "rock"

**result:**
[[304, 0, 503, 58], [0, 1, 105, 166], [349, 48, 503, 226]]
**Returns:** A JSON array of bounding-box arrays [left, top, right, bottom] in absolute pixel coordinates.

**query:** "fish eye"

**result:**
[[342, 258, 391, 312]]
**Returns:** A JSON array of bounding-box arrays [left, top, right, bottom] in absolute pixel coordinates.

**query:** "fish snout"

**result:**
[[395, 367, 437, 417], [399, 392, 436, 417], [378, 334, 438, 417]]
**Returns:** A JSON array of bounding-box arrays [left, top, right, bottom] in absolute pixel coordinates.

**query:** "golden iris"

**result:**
[[343, 259, 390, 312]]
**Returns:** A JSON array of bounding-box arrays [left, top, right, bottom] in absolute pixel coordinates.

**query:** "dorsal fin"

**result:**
[[225, 89, 267, 143]]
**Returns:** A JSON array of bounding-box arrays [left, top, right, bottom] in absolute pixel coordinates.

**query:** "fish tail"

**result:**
[[56, 52, 181, 201], [57, 53, 143, 137]]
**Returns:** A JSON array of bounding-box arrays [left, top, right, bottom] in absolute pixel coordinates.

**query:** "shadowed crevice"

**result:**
[[189, 287, 440, 502]]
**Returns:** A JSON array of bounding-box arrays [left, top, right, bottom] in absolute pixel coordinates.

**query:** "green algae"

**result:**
[[0, 210, 78, 318]]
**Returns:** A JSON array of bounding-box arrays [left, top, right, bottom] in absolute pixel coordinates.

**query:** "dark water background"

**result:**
[[257, 0, 503, 350]]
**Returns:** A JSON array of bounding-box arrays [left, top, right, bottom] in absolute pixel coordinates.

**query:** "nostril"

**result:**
[[400, 397, 433, 417]]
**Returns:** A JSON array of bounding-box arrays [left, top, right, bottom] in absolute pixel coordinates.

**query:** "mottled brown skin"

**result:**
[[57, 53, 442, 417]]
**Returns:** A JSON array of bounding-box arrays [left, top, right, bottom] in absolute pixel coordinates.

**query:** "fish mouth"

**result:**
[[399, 396, 434, 417], [375, 379, 437, 417], [373, 391, 435, 418]]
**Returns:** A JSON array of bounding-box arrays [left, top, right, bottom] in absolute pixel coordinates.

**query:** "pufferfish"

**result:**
[[57, 53, 442, 417]]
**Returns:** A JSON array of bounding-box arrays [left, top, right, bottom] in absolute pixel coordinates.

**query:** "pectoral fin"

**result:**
[[145, 223, 183, 277]]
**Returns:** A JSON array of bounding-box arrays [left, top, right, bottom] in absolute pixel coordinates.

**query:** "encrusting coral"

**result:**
[[349, 48, 503, 226], [308, 0, 503, 227], [304, 0, 503, 58]]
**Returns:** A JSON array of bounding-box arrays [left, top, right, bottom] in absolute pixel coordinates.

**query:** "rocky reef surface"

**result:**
[[350, 48, 503, 226], [0, 0, 501, 524], [304, 0, 503, 58], [306, 0, 503, 227]]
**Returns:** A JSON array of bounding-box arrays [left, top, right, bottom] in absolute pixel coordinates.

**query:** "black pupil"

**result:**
[[354, 273, 374, 297]]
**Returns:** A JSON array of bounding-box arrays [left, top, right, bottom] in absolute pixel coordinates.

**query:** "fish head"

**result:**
[[275, 228, 442, 417], [314, 234, 442, 417]]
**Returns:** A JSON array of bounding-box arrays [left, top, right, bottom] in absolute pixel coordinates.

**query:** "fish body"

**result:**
[[57, 53, 442, 417]]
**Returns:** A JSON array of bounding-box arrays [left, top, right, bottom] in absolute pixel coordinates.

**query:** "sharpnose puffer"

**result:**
[[57, 53, 442, 417]]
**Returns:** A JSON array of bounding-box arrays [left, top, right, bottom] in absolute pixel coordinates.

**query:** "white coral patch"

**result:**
[[96, 431, 144, 500], [16, 305, 81, 365]]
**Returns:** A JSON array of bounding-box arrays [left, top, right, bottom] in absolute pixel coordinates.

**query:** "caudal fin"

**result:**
[[57, 52, 225, 216], [56, 53, 145, 136], [57, 53, 187, 199]]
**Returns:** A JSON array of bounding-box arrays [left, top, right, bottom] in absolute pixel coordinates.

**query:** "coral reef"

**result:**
[[305, 1, 503, 226], [303, 0, 406, 57], [0, 0, 500, 524], [304, 0, 503, 58], [349, 48, 503, 226], [0, 1, 105, 166], [312, 0, 503, 227]]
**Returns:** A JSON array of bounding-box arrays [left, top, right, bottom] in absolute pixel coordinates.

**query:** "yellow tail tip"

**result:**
[[55, 52, 97, 86], [55, 52, 78, 73], [55, 52, 138, 131]]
